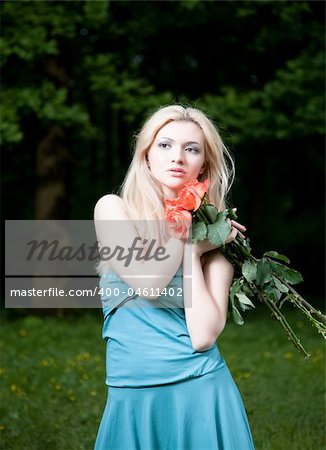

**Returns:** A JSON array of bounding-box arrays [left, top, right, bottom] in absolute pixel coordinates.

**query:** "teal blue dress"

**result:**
[[94, 265, 255, 450]]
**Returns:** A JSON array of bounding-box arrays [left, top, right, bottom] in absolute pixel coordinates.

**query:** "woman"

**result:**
[[93, 105, 255, 449]]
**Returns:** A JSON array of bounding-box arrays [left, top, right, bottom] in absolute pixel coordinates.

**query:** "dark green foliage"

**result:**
[[1, 2, 324, 294]]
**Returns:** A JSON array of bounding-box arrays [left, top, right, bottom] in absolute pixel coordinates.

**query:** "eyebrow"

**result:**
[[158, 137, 201, 146]]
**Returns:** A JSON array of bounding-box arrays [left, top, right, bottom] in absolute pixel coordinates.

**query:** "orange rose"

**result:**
[[164, 191, 196, 211], [177, 178, 210, 212], [164, 205, 192, 239]]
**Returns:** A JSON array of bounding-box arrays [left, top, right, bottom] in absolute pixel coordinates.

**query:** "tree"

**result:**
[[2, 0, 324, 299]]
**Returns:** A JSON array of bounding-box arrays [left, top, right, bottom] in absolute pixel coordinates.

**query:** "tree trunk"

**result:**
[[35, 125, 70, 220]]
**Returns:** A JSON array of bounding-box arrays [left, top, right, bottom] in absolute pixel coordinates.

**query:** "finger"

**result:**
[[230, 219, 246, 229], [230, 226, 238, 239], [230, 220, 247, 231]]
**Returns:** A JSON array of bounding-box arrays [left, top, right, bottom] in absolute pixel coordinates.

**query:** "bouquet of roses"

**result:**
[[164, 178, 326, 358]]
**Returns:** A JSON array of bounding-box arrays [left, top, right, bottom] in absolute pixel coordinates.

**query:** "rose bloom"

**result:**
[[178, 179, 210, 211], [164, 205, 192, 239], [164, 191, 196, 211], [164, 179, 210, 212]]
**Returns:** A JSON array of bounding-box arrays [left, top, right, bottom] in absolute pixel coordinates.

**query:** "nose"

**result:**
[[171, 146, 185, 164]]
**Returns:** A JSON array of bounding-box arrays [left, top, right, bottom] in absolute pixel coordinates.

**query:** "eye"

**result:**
[[185, 146, 199, 153], [158, 142, 170, 149]]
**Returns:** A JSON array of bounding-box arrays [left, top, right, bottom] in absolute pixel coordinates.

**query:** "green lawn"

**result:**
[[0, 306, 324, 450]]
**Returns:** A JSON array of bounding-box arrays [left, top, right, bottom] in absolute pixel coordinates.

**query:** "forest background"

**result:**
[[1, 2, 325, 449], [2, 0, 324, 305]]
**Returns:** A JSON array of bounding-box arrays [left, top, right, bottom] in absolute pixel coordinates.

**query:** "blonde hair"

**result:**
[[118, 104, 235, 243], [97, 105, 234, 275]]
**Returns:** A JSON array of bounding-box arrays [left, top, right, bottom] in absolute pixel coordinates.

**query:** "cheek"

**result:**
[[148, 150, 165, 167], [191, 159, 205, 173]]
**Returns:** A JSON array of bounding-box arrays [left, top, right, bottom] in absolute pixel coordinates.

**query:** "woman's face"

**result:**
[[147, 121, 206, 199]]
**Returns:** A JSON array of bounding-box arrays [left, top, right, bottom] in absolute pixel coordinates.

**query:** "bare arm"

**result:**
[[183, 243, 234, 352], [94, 194, 185, 299], [182, 216, 246, 351]]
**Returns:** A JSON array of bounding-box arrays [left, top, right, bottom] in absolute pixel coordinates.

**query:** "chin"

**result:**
[[161, 183, 187, 199], [166, 180, 187, 190]]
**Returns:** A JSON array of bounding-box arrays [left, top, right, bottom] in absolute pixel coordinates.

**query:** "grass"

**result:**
[[218, 305, 325, 450], [0, 305, 324, 450]]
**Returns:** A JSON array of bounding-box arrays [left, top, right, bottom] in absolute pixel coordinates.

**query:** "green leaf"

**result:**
[[229, 278, 241, 302], [242, 282, 256, 298], [264, 250, 290, 264], [229, 280, 246, 321], [242, 260, 257, 282], [272, 276, 289, 293], [191, 221, 207, 243], [265, 283, 283, 302], [282, 267, 303, 285], [269, 261, 303, 285], [200, 204, 218, 223], [231, 305, 244, 325], [256, 259, 272, 286], [236, 293, 256, 310], [207, 210, 231, 246]]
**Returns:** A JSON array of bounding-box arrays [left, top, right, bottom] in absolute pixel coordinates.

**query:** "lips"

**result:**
[[168, 168, 186, 174]]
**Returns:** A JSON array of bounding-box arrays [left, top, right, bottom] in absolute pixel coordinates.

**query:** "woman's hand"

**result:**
[[228, 218, 247, 242], [191, 209, 247, 259]]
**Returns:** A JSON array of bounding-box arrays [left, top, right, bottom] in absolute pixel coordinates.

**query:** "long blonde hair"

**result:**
[[118, 104, 235, 244], [97, 105, 234, 275]]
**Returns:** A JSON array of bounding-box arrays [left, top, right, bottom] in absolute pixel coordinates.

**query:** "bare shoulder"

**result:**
[[94, 194, 127, 220]]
